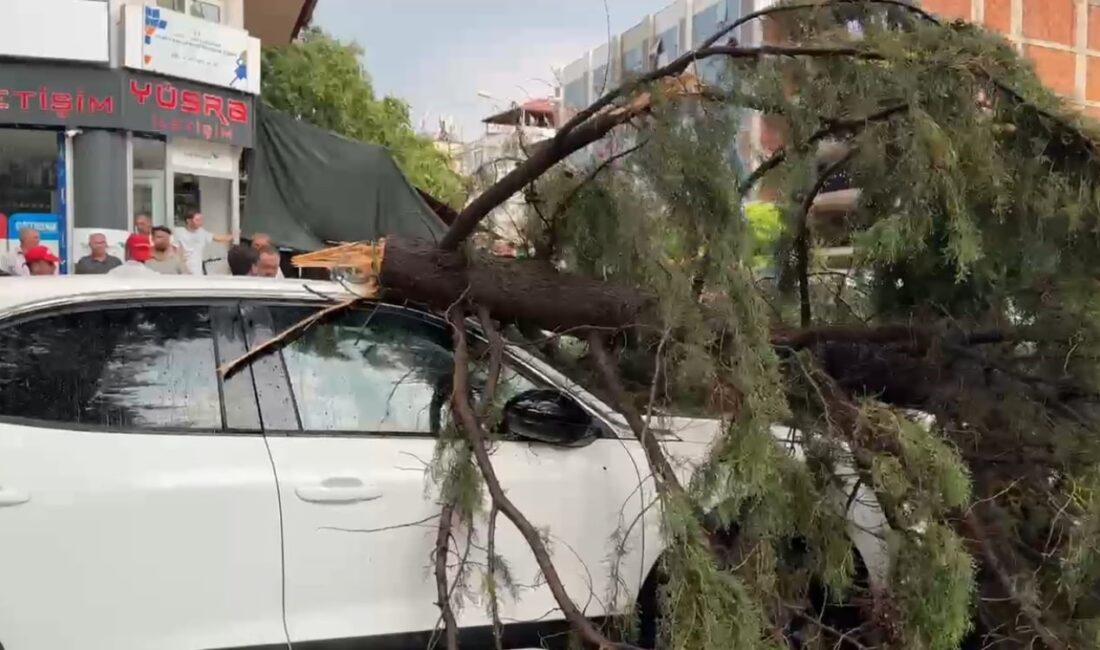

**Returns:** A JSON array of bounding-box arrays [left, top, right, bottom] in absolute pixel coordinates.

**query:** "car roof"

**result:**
[[0, 275, 357, 315]]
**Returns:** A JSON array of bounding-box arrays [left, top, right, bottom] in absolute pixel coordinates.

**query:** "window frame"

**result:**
[[0, 298, 262, 436], [156, 0, 224, 24]]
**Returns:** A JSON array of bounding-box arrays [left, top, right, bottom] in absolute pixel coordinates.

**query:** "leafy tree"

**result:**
[[271, 1, 1100, 648], [261, 27, 466, 207]]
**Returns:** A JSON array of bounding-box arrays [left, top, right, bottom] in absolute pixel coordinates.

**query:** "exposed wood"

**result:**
[[380, 235, 654, 332]]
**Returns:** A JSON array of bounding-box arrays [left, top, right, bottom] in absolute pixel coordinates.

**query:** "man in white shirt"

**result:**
[[1, 227, 40, 276], [172, 211, 234, 276]]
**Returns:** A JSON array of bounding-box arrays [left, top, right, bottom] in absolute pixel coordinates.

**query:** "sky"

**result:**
[[313, 0, 674, 141]]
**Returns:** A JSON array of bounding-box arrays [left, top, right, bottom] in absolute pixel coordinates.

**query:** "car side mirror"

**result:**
[[501, 389, 597, 446]]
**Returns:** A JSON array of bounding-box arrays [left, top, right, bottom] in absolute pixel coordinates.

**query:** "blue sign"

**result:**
[[8, 214, 60, 242]]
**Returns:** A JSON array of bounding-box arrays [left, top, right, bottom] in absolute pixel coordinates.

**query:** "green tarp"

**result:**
[[243, 104, 446, 251]]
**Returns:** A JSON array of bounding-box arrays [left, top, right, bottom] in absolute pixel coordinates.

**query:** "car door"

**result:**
[[0, 301, 285, 650], [244, 301, 658, 648]]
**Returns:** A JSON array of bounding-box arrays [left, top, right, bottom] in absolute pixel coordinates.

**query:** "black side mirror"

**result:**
[[501, 389, 597, 446]]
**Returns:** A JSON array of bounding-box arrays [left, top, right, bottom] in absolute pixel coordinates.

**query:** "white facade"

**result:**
[[0, 0, 274, 272], [0, 0, 110, 64], [462, 122, 556, 247], [556, 0, 763, 169]]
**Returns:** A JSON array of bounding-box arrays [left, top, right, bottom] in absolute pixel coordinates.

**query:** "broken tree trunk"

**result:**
[[379, 235, 655, 332]]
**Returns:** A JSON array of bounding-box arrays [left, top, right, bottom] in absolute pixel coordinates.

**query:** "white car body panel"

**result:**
[[0, 276, 889, 649], [0, 424, 283, 650]]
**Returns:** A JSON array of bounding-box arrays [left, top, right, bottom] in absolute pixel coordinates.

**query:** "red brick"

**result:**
[[923, 0, 972, 21], [1023, 0, 1075, 46], [984, 0, 1012, 34], [1025, 45, 1077, 96], [1089, 6, 1100, 51], [1087, 56, 1100, 101], [760, 114, 788, 156]]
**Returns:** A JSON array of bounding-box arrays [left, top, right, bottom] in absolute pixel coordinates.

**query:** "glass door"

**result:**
[[133, 172, 167, 228]]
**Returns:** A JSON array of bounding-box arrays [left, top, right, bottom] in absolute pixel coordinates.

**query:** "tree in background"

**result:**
[[261, 27, 466, 207]]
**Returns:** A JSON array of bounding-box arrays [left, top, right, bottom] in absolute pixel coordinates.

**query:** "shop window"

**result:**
[[0, 129, 60, 219], [133, 137, 167, 229], [157, 0, 222, 24]]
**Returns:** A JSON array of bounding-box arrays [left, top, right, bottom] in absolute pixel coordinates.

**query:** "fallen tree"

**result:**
[[268, 2, 1100, 648]]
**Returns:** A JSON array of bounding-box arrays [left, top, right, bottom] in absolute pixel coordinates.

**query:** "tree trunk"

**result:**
[[380, 235, 655, 332]]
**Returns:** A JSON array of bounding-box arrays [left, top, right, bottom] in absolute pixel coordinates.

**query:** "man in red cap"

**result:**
[[107, 234, 158, 276], [23, 246, 59, 276]]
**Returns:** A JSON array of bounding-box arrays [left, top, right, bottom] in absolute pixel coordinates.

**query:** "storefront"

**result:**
[[0, 62, 254, 271]]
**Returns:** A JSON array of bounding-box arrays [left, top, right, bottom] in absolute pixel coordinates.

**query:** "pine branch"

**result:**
[[433, 502, 459, 650], [448, 309, 638, 650], [795, 147, 857, 326], [740, 103, 908, 195]]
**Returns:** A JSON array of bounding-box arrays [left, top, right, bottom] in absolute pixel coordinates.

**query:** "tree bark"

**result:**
[[380, 235, 655, 332]]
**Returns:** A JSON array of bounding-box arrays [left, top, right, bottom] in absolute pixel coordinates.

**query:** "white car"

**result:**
[[0, 276, 887, 650]]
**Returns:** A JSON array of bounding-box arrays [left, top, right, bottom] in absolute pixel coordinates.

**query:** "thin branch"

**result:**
[[486, 504, 505, 650], [740, 103, 907, 196], [217, 296, 358, 378], [555, 1, 858, 141], [551, 138, 650, 224], [796, 147, 857, 327], [434, 503, 459, 650], [477, 306, 503, 419], [448, 310, 637, 650], [961, 509, 1067, 650], [587, 332, 701, 531]]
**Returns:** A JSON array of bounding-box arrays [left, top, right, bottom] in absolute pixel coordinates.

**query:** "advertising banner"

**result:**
[[124, 4, 261, 95]]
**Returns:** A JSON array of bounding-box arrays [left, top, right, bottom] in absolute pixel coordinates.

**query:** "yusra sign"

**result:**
[[0, 63, 254, 147]]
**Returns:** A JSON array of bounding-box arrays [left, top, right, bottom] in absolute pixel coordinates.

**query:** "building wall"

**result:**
[[0, 0, 283, 272], [922, 0, 1100, 119]]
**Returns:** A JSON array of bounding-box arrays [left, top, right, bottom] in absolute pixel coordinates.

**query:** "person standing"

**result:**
[[23, 246, 59, 276], [75, 233, 122, 275], [145, 227, 188, 275], [108, 234, 159, 276], [226, 244, 259, 276], [134, 212, 152, 239], [254, 246, 282, 278], [172, 211, 234, 276], [250, 233, 284, 278], [1, 227, 40, 276]]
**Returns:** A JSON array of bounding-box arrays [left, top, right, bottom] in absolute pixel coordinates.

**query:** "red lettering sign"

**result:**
[[228, 100, 248, 124], [180, 90, 201, 114]]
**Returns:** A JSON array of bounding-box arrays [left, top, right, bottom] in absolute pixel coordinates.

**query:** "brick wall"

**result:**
[[923, 0, 1100, 120]]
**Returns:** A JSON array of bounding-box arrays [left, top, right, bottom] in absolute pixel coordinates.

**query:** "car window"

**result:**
[[0, 305, 223, 430], [266, 304, 541, 435]]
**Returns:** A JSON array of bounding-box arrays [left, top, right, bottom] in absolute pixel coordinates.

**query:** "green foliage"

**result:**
[[262, 28, 466, 206], [512, 1, 1100, 647], [890, 525, 975, 650]]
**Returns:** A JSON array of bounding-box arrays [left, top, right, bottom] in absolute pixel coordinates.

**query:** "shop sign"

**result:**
[[123, 4, 261, 95], [0, 63, 121, 129], [126, 73, 253, 147], [0, 64, 254, 147]]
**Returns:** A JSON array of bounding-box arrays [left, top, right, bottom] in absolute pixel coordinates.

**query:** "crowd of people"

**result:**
[[0, 211, 285, 279]]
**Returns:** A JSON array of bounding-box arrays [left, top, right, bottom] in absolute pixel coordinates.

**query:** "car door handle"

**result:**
[[0, 488, 30, 508], [295, 478, 382, 504]]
